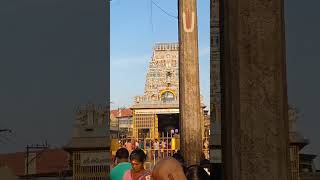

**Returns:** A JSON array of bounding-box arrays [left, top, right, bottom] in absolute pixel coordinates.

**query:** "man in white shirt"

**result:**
[[153, 139, 160, 160]]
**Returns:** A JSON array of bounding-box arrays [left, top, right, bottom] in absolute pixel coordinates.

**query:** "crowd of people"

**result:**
[[110, 148, 211, 180], [121, 138, 178, 160]]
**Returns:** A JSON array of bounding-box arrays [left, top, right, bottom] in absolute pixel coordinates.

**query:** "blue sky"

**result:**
[[110, 0, 210, 109]]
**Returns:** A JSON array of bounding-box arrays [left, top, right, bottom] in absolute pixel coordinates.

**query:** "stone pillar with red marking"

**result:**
[[178, 0, 202, 166]]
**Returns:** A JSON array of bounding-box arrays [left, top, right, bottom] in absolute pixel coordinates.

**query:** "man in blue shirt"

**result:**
[[110, 148, 132, 180]]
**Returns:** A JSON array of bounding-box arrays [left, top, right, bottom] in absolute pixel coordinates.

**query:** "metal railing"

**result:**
[[116, 132, 210, 168]]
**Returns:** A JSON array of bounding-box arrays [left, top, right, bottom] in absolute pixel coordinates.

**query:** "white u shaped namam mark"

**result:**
[[183, 11, 195, 33]]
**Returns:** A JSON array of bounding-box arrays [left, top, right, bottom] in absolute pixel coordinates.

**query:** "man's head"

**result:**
[[115, 148, 129, 163], [152, 158, 187, 180]]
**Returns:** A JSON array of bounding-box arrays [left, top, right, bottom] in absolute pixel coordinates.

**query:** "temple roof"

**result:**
[[64, 137, 110, 151]]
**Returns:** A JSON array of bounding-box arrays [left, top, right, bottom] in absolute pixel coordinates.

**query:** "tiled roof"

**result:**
[[64, 137, 110, 150], [0, 149, 69, 177], [110, 109, 132, 118], [36, 149, 69, 174]]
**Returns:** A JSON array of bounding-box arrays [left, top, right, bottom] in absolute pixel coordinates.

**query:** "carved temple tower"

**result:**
[[131, 43, 207, 142]]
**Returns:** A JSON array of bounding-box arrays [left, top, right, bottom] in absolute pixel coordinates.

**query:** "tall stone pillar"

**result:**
[[210, 0, 223, 178], [210, 0, 222, 162], [220, 0, 290, 179], [178, 0, 202, 166]]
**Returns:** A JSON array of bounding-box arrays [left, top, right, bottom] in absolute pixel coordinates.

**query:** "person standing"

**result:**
[[139, 140, 144, 150], [153, 139, 160, 160], [160, 140, 166, 158], [125, 140, 133, 154], [110, 148, 132, 180], [135, 139, 140, 149]]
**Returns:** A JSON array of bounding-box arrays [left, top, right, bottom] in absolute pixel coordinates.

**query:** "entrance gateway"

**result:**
[[132, 108, 180, 139]]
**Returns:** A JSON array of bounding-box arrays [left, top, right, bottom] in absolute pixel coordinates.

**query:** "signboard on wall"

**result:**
[[80, 152, 109, 166]]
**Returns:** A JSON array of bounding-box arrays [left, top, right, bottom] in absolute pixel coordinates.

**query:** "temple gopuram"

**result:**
[[131, 43, 209, 143]]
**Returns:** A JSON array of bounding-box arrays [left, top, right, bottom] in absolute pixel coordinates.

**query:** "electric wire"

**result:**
[[151, 0, 178, 20]]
